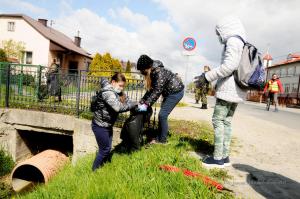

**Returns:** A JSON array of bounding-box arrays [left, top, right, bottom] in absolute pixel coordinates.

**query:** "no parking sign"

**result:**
[[183, 37, 196, 51]]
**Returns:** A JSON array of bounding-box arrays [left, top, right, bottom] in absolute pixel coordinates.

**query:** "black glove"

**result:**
[[197, 73, 209, 87]]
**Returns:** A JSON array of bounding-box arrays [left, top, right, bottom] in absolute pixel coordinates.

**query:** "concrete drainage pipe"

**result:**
[[11, 149, 69, 192]]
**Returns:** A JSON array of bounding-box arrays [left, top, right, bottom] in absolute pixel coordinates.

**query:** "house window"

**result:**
[[284, 84, 290, 93], [275, 69, 280, 77], [296, 66, 300, 75], [86, 62, 91, 71], [287, 67, 295, 76], [7, 22, 15, 31], [25, 52, 32, 64], [281, 68, 286, 77], [68, 61, 78, 74], [22, 51, 33, 64], [292, 83, 298, 93]]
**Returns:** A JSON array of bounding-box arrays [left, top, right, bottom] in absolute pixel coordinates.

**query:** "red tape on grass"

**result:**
[[159, 165, 224, 191]]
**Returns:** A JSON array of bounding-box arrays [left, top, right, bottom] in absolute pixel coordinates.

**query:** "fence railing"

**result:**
[[247, 90, 300, 107], [0, 62, 159, 124]]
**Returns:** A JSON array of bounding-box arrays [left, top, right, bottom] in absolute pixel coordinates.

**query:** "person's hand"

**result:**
[[137, 103, 148, 112], [197, 73, 209, 87]]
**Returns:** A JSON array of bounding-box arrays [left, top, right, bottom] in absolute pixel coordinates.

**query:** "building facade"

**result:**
[[266, 54, 300, 96], [0, 14, 92, 73]]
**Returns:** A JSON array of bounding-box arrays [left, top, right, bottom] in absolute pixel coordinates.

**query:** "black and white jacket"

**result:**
[[93, 79, 136, 128], [141, 61, 184, 106]]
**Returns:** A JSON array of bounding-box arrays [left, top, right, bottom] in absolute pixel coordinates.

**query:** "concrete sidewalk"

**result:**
[[170, 95, 300, 199]]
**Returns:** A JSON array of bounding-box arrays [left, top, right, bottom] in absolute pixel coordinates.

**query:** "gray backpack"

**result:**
[[228, 36, 265, 90]]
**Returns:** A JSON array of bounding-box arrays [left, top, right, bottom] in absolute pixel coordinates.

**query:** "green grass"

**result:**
[[17, 120, 233, 199], [176, 102, 189, 107], [0, 148, 15, 199], [0, 148, 14, 177]]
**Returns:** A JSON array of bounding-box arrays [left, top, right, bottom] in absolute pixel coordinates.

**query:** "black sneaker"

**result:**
[[201, 104, 208, 109], [223, 156, 231, 167], [202, 156, 224, 169]]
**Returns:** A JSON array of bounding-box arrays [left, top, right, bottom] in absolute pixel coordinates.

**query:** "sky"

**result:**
[[1, 0, 300, 81]]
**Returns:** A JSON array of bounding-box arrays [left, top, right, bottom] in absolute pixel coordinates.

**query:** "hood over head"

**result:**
[[216, 16, 246, 44]]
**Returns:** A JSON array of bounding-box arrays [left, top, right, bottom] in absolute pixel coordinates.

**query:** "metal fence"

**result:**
[[0, 62, 159, 124]]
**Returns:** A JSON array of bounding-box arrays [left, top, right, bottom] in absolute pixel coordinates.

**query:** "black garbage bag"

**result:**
[[120, 107, 153, 152]]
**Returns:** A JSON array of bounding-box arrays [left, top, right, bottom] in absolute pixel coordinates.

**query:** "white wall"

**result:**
[[0, 17, 50, 66]]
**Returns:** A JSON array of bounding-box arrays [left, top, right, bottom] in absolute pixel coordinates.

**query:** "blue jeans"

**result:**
[[92, 122, 113, 171], [158, 90, 184, 143]]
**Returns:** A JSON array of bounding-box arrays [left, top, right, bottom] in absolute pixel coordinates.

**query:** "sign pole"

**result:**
[[184, 55, 190, 94], [182, 37, 197, 102]]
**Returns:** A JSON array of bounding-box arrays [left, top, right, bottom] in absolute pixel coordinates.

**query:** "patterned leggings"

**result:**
[[212, 98, 238, 160]]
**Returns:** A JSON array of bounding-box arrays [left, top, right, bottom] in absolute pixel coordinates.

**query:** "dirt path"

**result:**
[[169, 95, 300, 199]]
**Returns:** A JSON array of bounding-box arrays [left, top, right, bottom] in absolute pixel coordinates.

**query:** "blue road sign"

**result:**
[[183, 37, 196, 51]]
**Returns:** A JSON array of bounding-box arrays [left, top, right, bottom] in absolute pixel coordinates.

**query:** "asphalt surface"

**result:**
[[190, 94, 300, 131]]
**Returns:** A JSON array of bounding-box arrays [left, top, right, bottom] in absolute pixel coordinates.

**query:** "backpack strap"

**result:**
[[224, 35, 246, 51], [228, 35, 246, 45]]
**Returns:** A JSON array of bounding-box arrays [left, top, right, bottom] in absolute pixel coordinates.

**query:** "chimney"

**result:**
[[74, 36, 81, 47], [38, 19, 48, 26]]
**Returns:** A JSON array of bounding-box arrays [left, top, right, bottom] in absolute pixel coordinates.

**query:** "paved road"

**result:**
[[189, 94, 300, 131]]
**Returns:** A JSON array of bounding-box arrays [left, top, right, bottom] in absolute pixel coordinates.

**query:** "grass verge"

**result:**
[[0, 148, 15, 199], [17, 120, 233, 199]]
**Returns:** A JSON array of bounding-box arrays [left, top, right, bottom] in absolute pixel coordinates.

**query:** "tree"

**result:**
[[102, 52, 112, 70], [1, 39, 25, 62], [112, 58, 122, 72], [89, 52, 127, 77], [89, 53, 101, 70], [89, 53, 104, 76], [125, 60, 131, 73], [0, 49, 7, 62]]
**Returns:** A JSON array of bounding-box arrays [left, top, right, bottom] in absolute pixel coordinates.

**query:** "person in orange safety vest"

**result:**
[[263, 74, 284, 112]]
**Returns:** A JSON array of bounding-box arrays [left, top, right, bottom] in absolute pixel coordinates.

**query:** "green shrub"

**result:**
[[80, 111, 93, 120], [0, 49, 7, 62], [10, 74, 35, 86], [0, 148, 15, 177]]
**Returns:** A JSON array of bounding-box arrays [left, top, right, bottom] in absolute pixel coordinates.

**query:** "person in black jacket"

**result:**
[[136, 55, 184, 144]]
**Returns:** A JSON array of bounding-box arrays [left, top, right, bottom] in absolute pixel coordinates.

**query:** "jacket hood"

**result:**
[[152, 60, 164, 68], [216, 16, 246, 44], [100, 78, 114, 91]]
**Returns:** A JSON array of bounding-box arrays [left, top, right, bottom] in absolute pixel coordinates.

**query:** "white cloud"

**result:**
[[1, 0, 47, 15], [115, 7, 150, 28], [54, 0, 300, 82], [53, 6, 211, 81], [2, 0, 299, 82], [153, 0, 300, 63]]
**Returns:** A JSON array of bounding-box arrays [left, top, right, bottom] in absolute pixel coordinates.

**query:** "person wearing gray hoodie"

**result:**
[[198, 16, 247, 168]]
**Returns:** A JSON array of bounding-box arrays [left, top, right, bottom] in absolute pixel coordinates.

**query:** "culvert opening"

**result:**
[[12, 165, 44, 183], [16, 130, 73, 161], [11, 150, 69, 192], [11, 164, 44, 192]]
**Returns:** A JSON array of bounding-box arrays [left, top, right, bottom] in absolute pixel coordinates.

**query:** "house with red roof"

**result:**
[[0, 14, 92, 74], [264, 53, 300, 98]]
